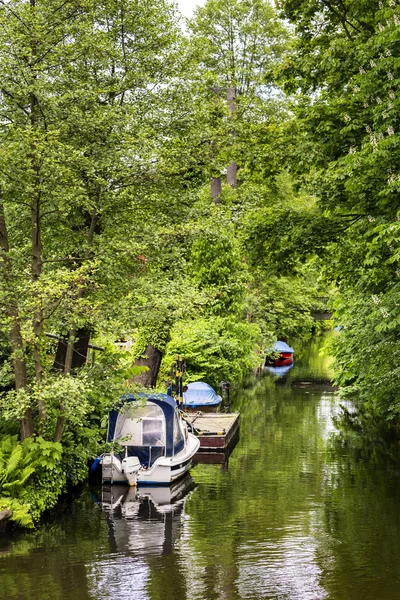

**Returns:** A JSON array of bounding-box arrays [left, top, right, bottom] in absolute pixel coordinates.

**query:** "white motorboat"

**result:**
[[102, 393, 200, 486]]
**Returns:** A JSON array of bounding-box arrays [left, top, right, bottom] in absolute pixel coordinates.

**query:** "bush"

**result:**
[[161, 316, 262, 387], [0, 435, 64, 527]]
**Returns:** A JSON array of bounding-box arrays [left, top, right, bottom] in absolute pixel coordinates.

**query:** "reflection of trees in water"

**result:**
[[314, 429, 400, 599], [183, 379, 335, 598], [290, 333, 335, 381], [0, 490, 110, 600]]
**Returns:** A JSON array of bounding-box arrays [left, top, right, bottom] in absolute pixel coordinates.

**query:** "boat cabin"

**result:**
[[107, 394, 186, 468]]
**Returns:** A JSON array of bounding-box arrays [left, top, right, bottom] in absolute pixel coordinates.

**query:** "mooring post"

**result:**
[[221, 381, 231, 413]]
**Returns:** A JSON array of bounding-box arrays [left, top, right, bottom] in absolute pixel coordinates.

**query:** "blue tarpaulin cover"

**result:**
[[273, 341, 294, 354], [183, 382, 222, 408]]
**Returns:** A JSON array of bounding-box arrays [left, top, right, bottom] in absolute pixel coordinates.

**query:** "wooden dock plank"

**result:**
[[184, 412, 240, 452]]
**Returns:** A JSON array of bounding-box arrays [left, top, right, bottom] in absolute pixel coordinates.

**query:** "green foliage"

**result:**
[[331, 280, 400, 425], [245, 269, 330, 341], [189, 0, 287, 93], [161, 316, 262, 387], [0, 435, 63, 527], [277, 0, 400, 427], [0, 343, 141, 436], [0, 0, 336, 529], [132, 321, 173, 357], [188, 231, 246, 315]]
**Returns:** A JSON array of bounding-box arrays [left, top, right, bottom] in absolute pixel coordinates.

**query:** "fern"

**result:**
[[0, 435, 65, 527], [0, 436, 35, 494], [2, 466, 36, 494], [0, 498, 33, 528], [4, 445, 23, 479]]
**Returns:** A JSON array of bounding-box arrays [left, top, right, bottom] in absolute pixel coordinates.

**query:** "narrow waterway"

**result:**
[[2, 334, 400, 600]]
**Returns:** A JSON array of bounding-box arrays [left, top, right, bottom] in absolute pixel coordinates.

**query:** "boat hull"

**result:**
[[274, 354, 294, 367], [102, 433, 200, 486]]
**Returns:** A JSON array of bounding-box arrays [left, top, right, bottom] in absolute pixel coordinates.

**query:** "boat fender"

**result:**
[[90, 456, 102, 472]]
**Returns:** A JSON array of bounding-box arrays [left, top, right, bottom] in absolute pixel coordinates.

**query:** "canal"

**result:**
[[2, 334, 400, 600]]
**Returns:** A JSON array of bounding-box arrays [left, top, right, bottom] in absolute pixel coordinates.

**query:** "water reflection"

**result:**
[[88, 477, 196, 600], [100, 476, 196, 556], [264, 362, 294, 377]]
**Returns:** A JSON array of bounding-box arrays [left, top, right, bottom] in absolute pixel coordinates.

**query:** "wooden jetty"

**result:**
[[184, 412, 240, 452], [193, 432, 239, 466]]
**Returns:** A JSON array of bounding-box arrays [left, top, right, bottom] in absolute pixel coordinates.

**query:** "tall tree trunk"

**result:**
[[211, 86, 222, 202], [31, 189, 45, 423], [132, 344, 163, 388], [54, 210, 98, 443], [226, 162, 238, 188], [29, 3, 46, 423], [0, 203, 34, 439], [211, 176, 222, 203], [226, 87, 238, 189], [211, 86, 237, 199]]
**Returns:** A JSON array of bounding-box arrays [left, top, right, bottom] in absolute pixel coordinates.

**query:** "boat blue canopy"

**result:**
[[273, 341, 294, 354], [107, 393, 184, 458], [183, 382, 222, 408]]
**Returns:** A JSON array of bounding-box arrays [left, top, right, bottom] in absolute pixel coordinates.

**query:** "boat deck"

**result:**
[[185, 412, 240, 452]]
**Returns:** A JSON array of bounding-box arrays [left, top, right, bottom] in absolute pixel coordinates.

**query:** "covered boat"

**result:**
[[102, 393, 200, 486], [265, 341, 294, 368], [182, 382, 222, 411]]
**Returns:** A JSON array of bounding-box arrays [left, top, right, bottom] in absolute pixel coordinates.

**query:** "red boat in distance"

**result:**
[[265, 341, 294, 367]]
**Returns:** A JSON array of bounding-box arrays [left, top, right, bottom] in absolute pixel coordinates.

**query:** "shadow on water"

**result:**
[[3, 333, 400, 600]]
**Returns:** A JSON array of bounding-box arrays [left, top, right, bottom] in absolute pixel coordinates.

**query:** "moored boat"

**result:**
[[182, 381, 222, 412], [101, 393, 200, 486], [265, 341, 294, 368]]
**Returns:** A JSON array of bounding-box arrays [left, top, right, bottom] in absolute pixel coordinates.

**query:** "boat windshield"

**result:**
[[173, 409, 183, 445], [114, 404, 166, 447]]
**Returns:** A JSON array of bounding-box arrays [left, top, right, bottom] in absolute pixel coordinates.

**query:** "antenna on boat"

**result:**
[[173, 355, 186, 407]]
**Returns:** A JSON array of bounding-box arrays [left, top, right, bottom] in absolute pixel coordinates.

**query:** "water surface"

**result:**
[[2, 334, 400, 600]]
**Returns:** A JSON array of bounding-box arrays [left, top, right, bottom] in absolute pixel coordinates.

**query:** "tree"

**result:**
[[278, 0, 400, 424], [0, 0, 185, 440], [189, 0, 288, 195]]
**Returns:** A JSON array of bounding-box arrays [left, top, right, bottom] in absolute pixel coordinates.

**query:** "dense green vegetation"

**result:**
[[277, 0, 400, 430], [1, 0, 398, 526]]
